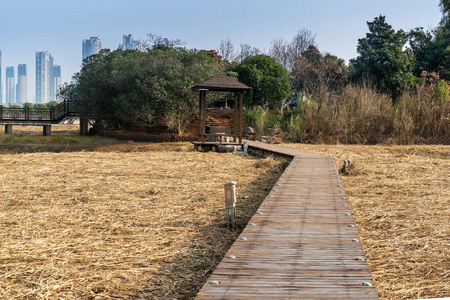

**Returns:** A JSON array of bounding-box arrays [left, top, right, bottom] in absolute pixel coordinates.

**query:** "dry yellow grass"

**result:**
[[282, 144, 450, 300], [1, 127, 448, 300], [0, 146, 284, 299]]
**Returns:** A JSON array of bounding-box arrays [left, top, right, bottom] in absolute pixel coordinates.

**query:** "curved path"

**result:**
[[195, 141, 378, 299]]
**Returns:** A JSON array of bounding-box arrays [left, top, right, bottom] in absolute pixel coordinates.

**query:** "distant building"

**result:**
[[0, 50, 2, 104], [118, 34, 139, 50], [16, 64, 27, 104], [82, 36, 102, 61], [6, 66, 15, 104], [36, 51, 53, 104], [53, 65, 61, 101]]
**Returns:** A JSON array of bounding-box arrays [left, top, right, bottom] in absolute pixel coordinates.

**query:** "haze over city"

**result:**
[[0, 0, 443, 103]]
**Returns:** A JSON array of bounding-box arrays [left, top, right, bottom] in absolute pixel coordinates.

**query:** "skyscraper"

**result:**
[[17, 64, 27, 104], [118, 34, 139, 50], [82, 36, 102, 61], [53, 65, 61, 101], [36, 51, 53, 104], [6, 66, 15, 105], [0, 50, 3, 104]]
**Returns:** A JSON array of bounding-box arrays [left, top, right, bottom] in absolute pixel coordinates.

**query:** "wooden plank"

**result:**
[[195, 141, 378, 299]]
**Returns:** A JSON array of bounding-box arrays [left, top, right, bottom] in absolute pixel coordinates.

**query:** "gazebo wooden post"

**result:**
[[239, 91, 244, 144], [198, 90, 203, 137], [201, 90, 207, 143], [233, 93, 238, 143]]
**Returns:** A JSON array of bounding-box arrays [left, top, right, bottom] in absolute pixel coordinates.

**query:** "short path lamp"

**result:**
[[224, 181, 237, 229]]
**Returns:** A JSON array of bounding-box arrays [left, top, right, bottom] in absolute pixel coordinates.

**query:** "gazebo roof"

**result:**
[[192, 73, 252, 92]]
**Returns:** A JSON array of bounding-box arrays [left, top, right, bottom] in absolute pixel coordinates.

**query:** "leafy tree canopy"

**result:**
[[409, 16, 450, 81], [60, 47, 222, 133], [440, 0, 450, 17], [350, 15, 415, 100], [229, 55, 290, 109]]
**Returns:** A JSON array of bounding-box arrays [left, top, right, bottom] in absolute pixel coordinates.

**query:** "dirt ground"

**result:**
[[282, 144, 450, 300]]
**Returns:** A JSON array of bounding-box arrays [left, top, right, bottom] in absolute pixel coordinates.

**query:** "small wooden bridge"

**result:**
[[196, 141, 378, 299], [0, 100, 88, 135]]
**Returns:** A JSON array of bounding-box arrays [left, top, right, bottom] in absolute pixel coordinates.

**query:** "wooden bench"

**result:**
[[208, 126, 233, 143]]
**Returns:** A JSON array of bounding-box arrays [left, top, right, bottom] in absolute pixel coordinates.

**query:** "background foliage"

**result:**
[[228, 55, 290, 109], [61, 47, 221, 133], [59, 2, 449, 144]]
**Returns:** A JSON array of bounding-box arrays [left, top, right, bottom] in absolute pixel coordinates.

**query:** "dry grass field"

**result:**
[[0, 125, 448, 299], [283, 144, 450, 300], [0, 133, 285, 299]]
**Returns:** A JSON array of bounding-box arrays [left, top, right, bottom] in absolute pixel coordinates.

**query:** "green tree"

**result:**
[[408, 4, 450, 81], [46, 101, 59, 108], [408, 27, 433, 76], [440, 0, 450, 17], [350, 15, 415, 101], [229, 55, 290, 109], [61, 47, 222, 134], [33, 103, 47, 109]]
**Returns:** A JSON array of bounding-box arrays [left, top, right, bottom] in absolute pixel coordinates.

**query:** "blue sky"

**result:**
[[0, 0, 444, 103]]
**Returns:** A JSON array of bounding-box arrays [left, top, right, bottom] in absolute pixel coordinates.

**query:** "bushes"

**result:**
[[245, 84, 450, 144], [245, 106, 269, 137], [279, 101, 305, 142]]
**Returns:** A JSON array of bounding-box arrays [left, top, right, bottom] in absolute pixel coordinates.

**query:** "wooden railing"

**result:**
[[0, 100, 82, 123]]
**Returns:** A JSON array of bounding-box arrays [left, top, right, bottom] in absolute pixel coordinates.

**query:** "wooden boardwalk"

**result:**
[[195, 141, 378, 299]]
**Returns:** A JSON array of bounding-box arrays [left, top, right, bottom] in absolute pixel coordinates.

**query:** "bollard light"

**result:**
[[224, 181, 237, 205], [224, 181, 237, 229]]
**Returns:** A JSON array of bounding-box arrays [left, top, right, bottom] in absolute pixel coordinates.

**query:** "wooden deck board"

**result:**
[[195, 141, 378, 299]]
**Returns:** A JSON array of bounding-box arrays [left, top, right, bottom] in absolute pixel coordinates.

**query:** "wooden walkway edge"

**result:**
[[195, 141, 379, 299]]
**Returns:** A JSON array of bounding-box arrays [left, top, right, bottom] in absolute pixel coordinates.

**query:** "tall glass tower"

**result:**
[[52, 64, 61, 101], [82, 37, 102, 61], [36, 51, 53, 104], [17, 64, 27, 104], [0, 50, 3, 104], [6, 66, 15, 105]]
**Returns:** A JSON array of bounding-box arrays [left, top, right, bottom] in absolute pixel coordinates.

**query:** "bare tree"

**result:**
[[235, 44, 261, 62], [268, 29, 317, 70], [143, 33, 185, 50], [269, 37, 290, 69], [289, 28, 317, 64], [217, 37, 236, 64]]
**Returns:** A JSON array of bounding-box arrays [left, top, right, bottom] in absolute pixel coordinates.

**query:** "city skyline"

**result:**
[[118, 34, 139, 51], [0, 33, 145, 103], [0, 1, 444, 104], [1, 34, 144, 103]]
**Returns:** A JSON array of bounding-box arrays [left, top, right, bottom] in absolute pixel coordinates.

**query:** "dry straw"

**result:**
[[283, 144, 450, 300], [0, 142, 283, 299], [1, 125, 448, 299]]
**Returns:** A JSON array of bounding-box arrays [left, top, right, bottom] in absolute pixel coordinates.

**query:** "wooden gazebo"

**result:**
[[191, 73, 252, 151]]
